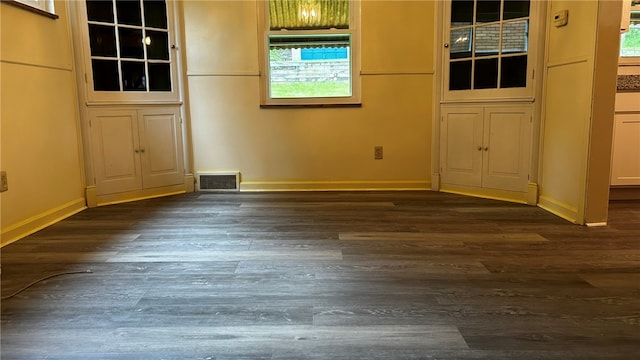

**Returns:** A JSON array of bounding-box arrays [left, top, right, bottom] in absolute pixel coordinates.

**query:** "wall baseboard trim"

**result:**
[[439, 185, 528, 204], [1, 198, 87, 247], [239, 180, 431, 192], [538, 195, 580, 224], [94, 184, 187, 207]]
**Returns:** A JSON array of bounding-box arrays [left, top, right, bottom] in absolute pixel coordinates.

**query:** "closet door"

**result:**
[[138, 108, 184, 189], [90, 109, 142, 195], [482, 107, 531, 192], [441, 107, 484, 187]]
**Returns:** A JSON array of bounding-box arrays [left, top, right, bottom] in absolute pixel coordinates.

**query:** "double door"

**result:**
[[89, 107, 184, 196], [440, 105, 531, 192]]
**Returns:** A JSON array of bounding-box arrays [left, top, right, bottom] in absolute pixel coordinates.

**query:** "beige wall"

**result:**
[[182, 0, 435, 191], [539, 0, 620, 224], [1, 0, 85, 245]]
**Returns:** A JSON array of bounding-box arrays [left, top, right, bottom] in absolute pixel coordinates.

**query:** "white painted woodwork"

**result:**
[[611, 114, 640, 186], [482, 107, 531, 192], [441, 105, 531, 193], [90, 110, 142, 195], [138, 109, 185, 189], [441, 107, 483, 187], [90, 107, 184, 196]]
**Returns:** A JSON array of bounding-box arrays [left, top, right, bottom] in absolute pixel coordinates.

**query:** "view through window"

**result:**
[[264, 0, 358, 103]]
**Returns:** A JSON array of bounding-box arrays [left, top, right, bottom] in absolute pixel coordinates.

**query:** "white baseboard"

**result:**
[[538, 195, 580, 224], [1, 198, 87, 247], [239, 180, 431, 192]]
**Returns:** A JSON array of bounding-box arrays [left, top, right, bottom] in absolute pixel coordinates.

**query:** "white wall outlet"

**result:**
[[1, 171, 8, 192]]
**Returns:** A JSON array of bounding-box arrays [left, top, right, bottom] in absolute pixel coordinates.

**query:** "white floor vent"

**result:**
[[197, 172, 240, 192]]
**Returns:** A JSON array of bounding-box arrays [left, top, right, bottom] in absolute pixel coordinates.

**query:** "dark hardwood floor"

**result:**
[[1, 191, 639, 359]]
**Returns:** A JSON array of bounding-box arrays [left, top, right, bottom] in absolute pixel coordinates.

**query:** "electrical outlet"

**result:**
[[0, 171, 8, 192], [374, 146, 383, 160]]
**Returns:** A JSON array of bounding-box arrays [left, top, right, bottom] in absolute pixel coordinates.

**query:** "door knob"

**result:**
[[444, 43, 449, 48]]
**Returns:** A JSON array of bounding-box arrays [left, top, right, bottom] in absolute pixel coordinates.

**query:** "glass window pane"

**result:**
[[122, 61, 147, 91], [89, 24, 117, 57], [503, 0, 530, 20], [476, 0, 501, 23], [116, 0, 142, 26], [149, 63, 171, 91], [620, 11, 640, 57], [475, 24, 500, 57], [92, 59, 120, 91], [119, 28, 144, 59], [146, 30, 169, 60], [144, 0, 168, 29], [450, 60, 472, 90], [502, 20, 528, 54], [87, 0, 114, 23], [474, 58, 498, 89], [501, 55, 527, 88], [451, 0, 474, 27], [269, 46, 351, 98], [450, 28, 473, 59]]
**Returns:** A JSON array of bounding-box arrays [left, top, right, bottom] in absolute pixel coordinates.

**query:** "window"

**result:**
[[259, 0, 361, 106], [82, 0, 178, 103], [444, 0, 535, 100], [7, 0, 57, 18], [620, 1, 640, 64]]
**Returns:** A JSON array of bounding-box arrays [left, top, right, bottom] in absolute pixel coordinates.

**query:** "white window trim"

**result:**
[[76, 0, 181, 104], [257, 0, 361, 106]]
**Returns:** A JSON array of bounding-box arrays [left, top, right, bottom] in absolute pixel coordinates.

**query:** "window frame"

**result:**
[[5, 0, 57, 19], [619, 3, 640, 66], [442, 0, 540, 102], [78, 0, 180, 104], [258, 0, 361, 106]]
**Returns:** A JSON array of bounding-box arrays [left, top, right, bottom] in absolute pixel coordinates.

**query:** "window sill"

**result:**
[[3, 0, 58, 19], [619, 58, 640, 66]]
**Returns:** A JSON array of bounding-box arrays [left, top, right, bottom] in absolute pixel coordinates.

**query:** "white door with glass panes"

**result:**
[[79, 0, 179, 103], [439, 0, 537, 197], [76, 0, 186, 201], [443, 0, 535, 101]]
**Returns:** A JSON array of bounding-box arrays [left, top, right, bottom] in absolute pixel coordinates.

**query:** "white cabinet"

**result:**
[[89, 107, 184, 196], [611, 113, 640, 186], [441, 105, 531, 193]]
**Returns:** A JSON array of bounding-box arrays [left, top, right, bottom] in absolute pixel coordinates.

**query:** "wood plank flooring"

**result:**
[[1, 191, 639, 359]]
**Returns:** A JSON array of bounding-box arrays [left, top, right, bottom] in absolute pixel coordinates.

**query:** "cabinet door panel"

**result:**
[[90, 110, 142, 195], [611, 114, 640, 186], [441, 108, 483, 187], [138, 108, 184, 188], [482, 107, 531, 192]]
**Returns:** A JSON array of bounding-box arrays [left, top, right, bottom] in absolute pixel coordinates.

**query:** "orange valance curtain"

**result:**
[[269, 0, 350, 30]]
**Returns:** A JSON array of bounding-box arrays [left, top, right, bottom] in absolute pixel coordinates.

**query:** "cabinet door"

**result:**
[[90, 110, 142, 195], [482, 107, 531, 192], [441, 107, 484, 187], [137, 108, 184, 189], [611, 114, 640, 186]]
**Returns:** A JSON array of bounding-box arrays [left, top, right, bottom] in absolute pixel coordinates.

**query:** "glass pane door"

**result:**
[[86, 0, 172, 93], [447, 0, 530, 92]]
